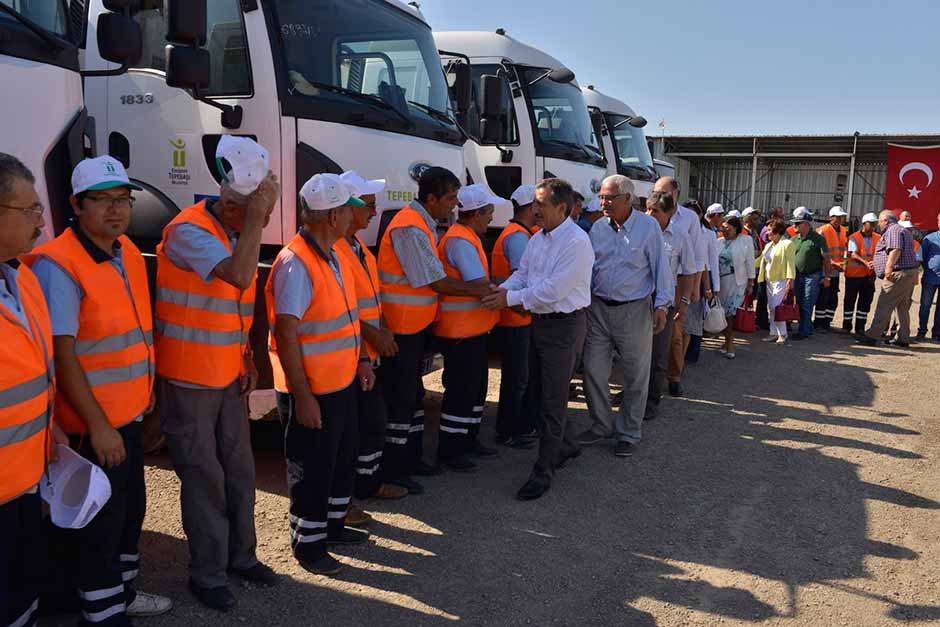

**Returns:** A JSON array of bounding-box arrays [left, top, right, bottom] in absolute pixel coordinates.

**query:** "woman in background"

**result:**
[[718, 216, 755, 359], [757, 219, 796, 344]]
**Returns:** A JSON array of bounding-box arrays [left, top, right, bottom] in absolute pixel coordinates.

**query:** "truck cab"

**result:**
[[581, 85, 656, 203], [434, 30, 607, 232]]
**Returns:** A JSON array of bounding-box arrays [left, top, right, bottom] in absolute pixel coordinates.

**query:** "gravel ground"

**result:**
[[43, 287, 940, 626]]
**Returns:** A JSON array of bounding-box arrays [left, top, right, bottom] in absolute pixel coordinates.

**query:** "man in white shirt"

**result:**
[[483, 178, 594, 501]]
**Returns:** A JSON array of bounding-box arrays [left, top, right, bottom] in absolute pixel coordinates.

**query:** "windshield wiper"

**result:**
[[0, 4, 65, 50], [302, 81, 414, 128], [406, 100, 456, 127]]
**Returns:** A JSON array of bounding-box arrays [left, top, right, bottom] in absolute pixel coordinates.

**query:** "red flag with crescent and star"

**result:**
[[885, 143, 940, 229]]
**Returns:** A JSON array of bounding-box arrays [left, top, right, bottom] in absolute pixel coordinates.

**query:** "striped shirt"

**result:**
[[873, 223, 917, 278]]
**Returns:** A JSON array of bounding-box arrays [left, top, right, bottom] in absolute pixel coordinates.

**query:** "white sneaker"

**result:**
[[126, 591, 173, 617]]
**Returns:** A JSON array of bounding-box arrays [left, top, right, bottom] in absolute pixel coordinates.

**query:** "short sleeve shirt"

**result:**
[[792, 230, 828, 274]]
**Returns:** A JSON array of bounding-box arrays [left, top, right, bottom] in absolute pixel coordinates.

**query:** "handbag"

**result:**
[[734, 295, 757, 333], [774, 291, 800, 322], [703, 297, 727, 334]]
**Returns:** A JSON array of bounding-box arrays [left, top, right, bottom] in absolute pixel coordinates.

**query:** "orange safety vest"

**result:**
[[817, 223, 847, 268], [845, 231, 881, 278], [154, 201, 256, 387], [491, 221, 533, 328], [266, 233, 361, 396], [377, 206, 439, 334], [27, 230, 154, 433], [433, 223, 498, 339], [0, 264, 54, 504], [786, 225, 797, 238], [335, 235, 381, 362]]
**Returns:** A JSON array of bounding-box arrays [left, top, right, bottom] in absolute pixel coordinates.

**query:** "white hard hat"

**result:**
[[216, 135, 270, 196], [861, 212, 879, 223], [456, 184, 506, 212], [726, 209, 742, 219], [510, 184, 536, 208], [300, 173, 365, 212], [791, 206, 813, 222], [41, 445, 112, 529], [71, 156, 142, 195], [829, 206, 848, 217], [705, 203, 724, 216], [340, 170, 386, 197], [741, 206, 757, 217]]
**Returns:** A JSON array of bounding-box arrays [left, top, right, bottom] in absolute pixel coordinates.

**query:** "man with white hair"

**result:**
[[579, 174, 671, 458]]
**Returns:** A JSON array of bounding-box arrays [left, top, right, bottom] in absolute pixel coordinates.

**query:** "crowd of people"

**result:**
[[1, 136, 938, 626]]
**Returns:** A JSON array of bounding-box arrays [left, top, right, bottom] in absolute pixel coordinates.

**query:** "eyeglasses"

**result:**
[[597, 193, 627, 202], [0, 201, 44, 218], [85, 195, 135, 210]]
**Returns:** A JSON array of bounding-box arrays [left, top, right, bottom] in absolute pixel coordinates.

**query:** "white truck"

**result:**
[[581, 84, 656, 203], [78, 0, 476, 411], [434, 29, 607, 232]]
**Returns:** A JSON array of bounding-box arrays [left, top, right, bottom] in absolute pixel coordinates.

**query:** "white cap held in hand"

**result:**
[[216, 136, 270, 196]]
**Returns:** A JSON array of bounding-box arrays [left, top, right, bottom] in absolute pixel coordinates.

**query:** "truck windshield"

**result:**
[[607, 113, 655, 177], [0, 0, 68, 36], [523, 68, 601, 161], [273, 0, 457, 141]]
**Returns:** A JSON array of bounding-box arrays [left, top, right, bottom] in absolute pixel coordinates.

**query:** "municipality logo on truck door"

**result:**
[[169, 138, 190, 186]]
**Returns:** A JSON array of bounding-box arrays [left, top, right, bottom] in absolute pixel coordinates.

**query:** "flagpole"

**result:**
[[846, 131, 859, 221]]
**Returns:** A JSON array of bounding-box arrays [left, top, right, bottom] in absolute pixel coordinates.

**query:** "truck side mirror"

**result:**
[[629, 116, 648, 128], [167, 0, 207, 46], [97, 13, 142, 65], [548, 68, 575, 84], [165, 47, 210, 89], [450, 64, 472, 116]]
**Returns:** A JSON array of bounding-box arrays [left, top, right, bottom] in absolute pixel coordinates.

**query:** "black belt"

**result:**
[[532, 309, 583, 320], [597, 296, 642, 307]]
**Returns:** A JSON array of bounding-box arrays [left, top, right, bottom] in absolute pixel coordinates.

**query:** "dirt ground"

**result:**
[[44, 286, 940, 626]]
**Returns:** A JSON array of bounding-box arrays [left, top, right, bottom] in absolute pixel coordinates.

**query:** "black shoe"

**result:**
[[327, 526, 370, 546], [468, 441, 499, 458], [915, 332, 927, 340], [668, 381, 683, 397], [496, 435, 535, 449], [791, 333, 809, 341], [442, 454, 478, 473], [518, 428, 540, 440], [614, 441, 634, 457], [815, 325, 829, 333], [297, 553, 342, 577], [610, 391, 624, 407], [855, 335, 877, 346], [414, 461, 443, 476], [188, 581, 236, 612], [227, 562, 278, 586], [516, 478, 549, 501], [388, 476, 424, 495], [933, 336, 940, 342], [886, 338, 911, 348], [555, 448, 582, 470]]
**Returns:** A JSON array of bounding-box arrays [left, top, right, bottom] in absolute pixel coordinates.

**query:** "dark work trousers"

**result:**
[[843, 275, 876, 334], [380, 329, 427, 479], [495, 325, 531, 439], [49, 421, 145, 626], [277, 384, 358, 563], [755, 279, 770, 329], [646, 306, 676, 420], [528, 310, 587, 486], [1, 492, 43, 627], [815, 273, 841, 329], [159, 379, 258, 589], [436, 333, 489, 460], [354, 379, 387, 499]]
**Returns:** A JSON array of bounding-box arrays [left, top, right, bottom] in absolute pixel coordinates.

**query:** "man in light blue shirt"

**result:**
[[917, 211, 940, 339], [579, 175, 671, 458]]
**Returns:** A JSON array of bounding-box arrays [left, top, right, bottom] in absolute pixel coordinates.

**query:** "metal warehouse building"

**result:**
[[651, 133, 940, 222]]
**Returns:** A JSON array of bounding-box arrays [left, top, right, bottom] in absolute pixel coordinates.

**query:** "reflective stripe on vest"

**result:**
[[155, 202, 256, 387], [432, 223, 498, 339], [26, 231, 153, 433], [266, 233, 361, 396], [845, 231, 880, 278], [818, 224, 847, 266], [377, 206, 439, 334], [0, 264, 54, 503], [491, 222, 532, 327], [336, 236, 382, 361]]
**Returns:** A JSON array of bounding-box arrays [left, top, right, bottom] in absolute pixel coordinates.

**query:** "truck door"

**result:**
[[94, 0, 283, 249]]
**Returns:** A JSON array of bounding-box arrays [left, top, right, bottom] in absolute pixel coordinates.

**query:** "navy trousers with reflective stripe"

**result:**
[[380, 330, 428, 479], [50, 421, 144, 625], [436, 333, 488, 461], [278, 384, 358, 562], [354, 381, 388, 499], [1, 492, 42, 627]]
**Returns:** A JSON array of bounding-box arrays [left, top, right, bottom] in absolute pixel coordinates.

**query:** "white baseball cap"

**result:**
[[791, 206, 813, 223], [861, 212, 879, 223], [705, 203, 724, 216], [216, 135, 270, 196], [340, 170, 386, 197], [742, 207, 757, 217], [899, 220, 914, 229], [510, 184, 536, 208], [71, 156, 142, 195], [41, 445, 112, 529], [584, 197, 602, 213], [300, 173, 365, 212], [829, 206, 848, 217], [456, 184, 505, 212], [726, 209, 742, 219]]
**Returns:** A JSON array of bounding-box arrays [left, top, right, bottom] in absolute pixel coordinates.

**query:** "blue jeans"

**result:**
[[795, 271, 823, 336], [919, 282, 940, 337]]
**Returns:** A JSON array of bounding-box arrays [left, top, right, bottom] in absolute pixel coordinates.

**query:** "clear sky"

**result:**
[[418, 0, 940, 136]]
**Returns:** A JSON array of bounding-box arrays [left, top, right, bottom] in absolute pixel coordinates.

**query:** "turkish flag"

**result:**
[[885, 143, 940, 229]]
